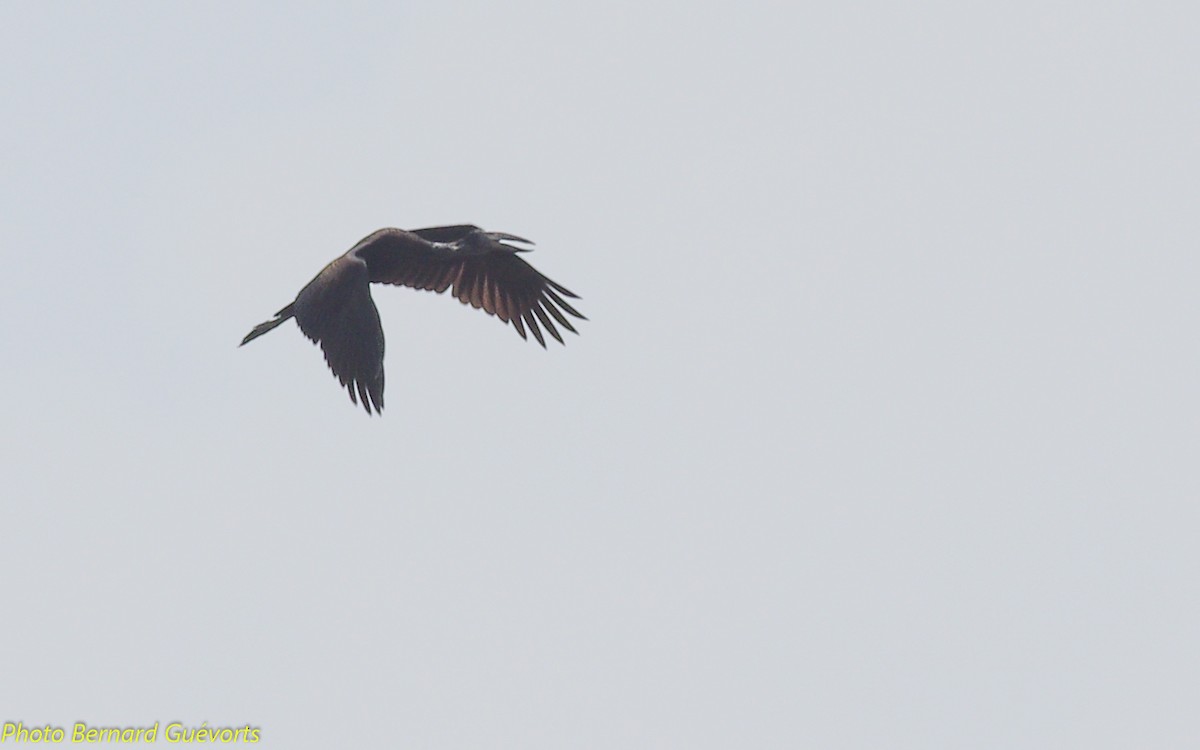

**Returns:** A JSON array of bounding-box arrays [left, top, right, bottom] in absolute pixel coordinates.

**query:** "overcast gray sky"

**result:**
[[2, 1, 1198, 747]]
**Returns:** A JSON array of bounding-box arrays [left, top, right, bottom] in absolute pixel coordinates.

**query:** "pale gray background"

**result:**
[[2, 1, 1197, 747]]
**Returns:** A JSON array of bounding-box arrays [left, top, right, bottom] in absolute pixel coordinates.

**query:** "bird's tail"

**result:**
[[240, 303, 295, 346]]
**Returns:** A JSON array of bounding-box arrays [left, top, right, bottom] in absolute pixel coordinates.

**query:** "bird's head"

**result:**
[[469, 228, 534, 253]]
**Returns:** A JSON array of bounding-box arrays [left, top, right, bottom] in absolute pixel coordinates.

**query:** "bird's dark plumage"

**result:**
[[240, 225, 585, 415]]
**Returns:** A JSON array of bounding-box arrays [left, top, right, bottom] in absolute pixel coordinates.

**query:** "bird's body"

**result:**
[[241, 225, 584, 415]]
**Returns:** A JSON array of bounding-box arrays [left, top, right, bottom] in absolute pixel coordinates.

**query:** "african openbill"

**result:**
[[240, 225, 584, 415]]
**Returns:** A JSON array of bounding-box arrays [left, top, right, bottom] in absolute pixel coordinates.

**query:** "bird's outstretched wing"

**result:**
[[292, 255, 385, 414], [361, 230, 586, 347]]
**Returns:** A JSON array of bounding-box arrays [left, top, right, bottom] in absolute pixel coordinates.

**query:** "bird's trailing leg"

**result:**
[[240, 303, 296, 346]]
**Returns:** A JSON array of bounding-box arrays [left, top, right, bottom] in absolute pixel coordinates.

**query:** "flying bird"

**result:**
[[240, 225, 585, 415]]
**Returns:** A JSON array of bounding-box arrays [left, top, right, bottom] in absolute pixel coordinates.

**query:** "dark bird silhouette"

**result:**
[[240, 225, 585, 415]]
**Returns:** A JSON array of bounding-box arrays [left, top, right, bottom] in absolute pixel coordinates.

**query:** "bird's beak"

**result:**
[[489, 232, 535, 250]]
